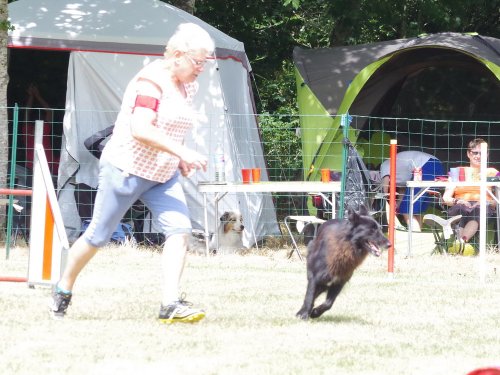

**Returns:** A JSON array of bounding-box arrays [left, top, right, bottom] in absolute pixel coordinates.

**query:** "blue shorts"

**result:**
[[399, 158, 444, 215], [83, 158, 191, 247]]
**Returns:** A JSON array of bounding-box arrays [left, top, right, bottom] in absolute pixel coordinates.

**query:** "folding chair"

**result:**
[[284, 192, 335, 260], [423, 213, 462, 254], [284, 215, 325, 261]]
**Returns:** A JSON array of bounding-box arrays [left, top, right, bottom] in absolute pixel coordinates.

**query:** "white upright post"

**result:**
[[478, 142, 487, 283]]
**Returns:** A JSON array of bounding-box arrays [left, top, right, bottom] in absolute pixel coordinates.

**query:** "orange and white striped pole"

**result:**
[[27, 121, 69, 286], [387, 140, 397, 278]]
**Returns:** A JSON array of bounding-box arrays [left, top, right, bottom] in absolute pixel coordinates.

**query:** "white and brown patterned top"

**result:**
[[102, 59, 198, 182]]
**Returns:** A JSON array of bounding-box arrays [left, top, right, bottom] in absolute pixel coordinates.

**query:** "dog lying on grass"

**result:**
[[296, 205, 390, 320]]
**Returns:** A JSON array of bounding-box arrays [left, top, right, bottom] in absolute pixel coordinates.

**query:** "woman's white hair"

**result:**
[[166, 23, 215, 55]]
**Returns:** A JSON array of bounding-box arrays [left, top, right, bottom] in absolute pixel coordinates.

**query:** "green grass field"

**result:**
[[1, 244, 499, 375]]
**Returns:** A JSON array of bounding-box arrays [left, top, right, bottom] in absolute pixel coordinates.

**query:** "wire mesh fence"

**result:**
[[2, 106, 500, 252]]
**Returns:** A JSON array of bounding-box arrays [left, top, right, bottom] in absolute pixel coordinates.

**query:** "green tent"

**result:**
[[293, 32, 500, 181]]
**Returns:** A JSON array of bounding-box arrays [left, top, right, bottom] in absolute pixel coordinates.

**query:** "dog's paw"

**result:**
[[295, 310, 310, 320], [310, 307, 323, 319]]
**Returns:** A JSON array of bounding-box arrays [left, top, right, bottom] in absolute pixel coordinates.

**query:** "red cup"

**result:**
[[252, 168, 261, 183], [242, 169, 252, 184], [320, 168, 331, 182], [459, 167, 465, 182]]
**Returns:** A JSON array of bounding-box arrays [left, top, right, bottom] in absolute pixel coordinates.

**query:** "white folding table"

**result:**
[[197, 181, 342, 257]]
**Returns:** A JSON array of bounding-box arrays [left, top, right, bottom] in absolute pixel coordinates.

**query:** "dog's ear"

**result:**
[[220, 212, 230, 222], [348, 208, 361, 225], [358, 204, 368, 216]]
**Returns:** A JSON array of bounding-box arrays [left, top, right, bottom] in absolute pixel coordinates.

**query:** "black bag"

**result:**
[[341, 138, 374, 216]]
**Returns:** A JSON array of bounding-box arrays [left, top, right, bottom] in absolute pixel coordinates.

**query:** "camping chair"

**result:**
[[422, 188, 498, 255], [423, 213, 462, 254], [423, 188, 499, 255], [421, 189, 462, 254]]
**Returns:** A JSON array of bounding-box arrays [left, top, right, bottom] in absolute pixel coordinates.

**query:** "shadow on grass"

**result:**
[[311, 314, 371, 325]]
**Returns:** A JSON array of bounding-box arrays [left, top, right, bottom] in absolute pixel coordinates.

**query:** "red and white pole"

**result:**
[[388, 140, 397, 277]]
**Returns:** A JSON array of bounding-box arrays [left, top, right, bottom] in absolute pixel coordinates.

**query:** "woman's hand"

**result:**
[[178, 149, 207, 174]]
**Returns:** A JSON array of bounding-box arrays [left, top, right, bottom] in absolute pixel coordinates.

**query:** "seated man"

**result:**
[[442, 138, 498, 253], [380, 150, 443, 231]]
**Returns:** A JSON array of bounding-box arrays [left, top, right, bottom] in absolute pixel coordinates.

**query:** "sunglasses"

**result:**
[[468, 150, 481, 156]]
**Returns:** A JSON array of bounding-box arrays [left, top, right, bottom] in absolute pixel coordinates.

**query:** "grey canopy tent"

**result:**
[[8, 0, 280, 244]]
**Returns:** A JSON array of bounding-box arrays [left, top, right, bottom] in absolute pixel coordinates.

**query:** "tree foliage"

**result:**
[[193, 0, 499, 180], [195, 0, 499, 114]]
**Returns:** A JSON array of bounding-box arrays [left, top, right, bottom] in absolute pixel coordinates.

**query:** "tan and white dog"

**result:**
[[209, 211, 245, 254]]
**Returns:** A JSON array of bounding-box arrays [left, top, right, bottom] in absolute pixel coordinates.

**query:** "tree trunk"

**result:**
[[168, 0, 195, 14], [0, 0, 9, 232]]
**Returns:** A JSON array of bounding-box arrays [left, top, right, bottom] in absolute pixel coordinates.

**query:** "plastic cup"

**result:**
[[320, 168, 331, 183], [464, 167, 474, 181], [241, 169, 252, 184], [471, 169, 480, 181], [459, 167, 465, 182], [252, 168, 261, 183], [449, 168, 459, 182]]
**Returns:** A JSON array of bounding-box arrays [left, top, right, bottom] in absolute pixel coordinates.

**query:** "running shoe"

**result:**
[[49, 289, 72, 319], [158, 298, 205, 324]]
